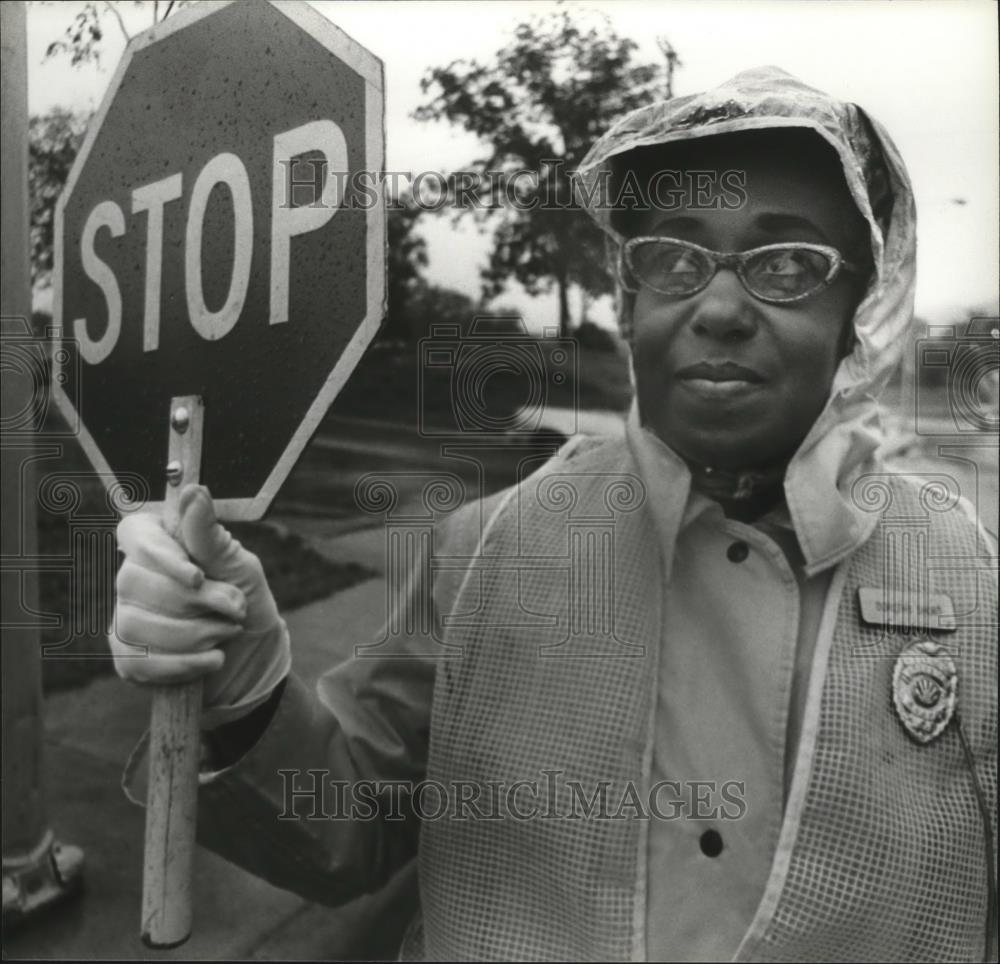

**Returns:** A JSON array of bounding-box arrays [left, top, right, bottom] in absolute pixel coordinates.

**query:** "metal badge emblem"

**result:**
[[892, 639, 958, 744]]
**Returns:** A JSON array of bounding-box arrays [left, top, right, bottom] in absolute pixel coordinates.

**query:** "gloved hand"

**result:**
[[110, 484, 291, 728]]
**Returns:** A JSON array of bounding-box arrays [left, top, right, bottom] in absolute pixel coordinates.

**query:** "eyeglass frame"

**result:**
[[617, 236, 864, 305]]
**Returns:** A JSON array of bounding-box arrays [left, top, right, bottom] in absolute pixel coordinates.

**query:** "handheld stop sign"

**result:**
[[52, 0, 385, 946]]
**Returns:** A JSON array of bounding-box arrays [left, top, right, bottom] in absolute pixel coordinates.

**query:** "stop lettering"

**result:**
[[73, 120, 348, 363]]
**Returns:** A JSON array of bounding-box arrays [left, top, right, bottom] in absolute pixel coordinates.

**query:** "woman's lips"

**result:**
[[674, 362, 767, 400], [675, 361, 765, 382], [679, 378, 763, 400]]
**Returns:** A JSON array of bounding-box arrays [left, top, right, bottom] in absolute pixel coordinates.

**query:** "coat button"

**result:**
[[700, 829, 724, 858], [727, 540, 749, 563]]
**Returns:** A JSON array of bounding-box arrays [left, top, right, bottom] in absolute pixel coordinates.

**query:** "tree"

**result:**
[[42, 0, 189, 66], [415, 7, 671, 337], [29, 108, 90, 287], [380, 196, 431, 343], [33, 2, 190, 285]]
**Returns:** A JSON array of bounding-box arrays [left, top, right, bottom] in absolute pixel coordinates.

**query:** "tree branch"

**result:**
[[103, 1, 130, 42]]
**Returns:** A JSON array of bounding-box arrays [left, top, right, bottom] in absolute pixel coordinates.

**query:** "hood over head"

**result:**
[[575, 66, 917, 575]]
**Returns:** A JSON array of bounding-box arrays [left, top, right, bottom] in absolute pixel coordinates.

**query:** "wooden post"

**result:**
[[140, 395, 204, 948]]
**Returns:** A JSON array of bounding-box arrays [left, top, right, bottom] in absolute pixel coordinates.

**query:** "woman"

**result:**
[[112, 67, 997, 961]]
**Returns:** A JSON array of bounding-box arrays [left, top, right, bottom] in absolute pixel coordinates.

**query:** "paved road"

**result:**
[[271, 410, 623, 529], [275, 409, 997, 538]]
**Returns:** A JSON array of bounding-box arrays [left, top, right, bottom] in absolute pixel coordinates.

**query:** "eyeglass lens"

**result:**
[[631, 241, 835, 299]]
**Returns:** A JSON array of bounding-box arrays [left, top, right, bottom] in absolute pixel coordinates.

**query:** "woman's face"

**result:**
[[630, 139, 870, 471]]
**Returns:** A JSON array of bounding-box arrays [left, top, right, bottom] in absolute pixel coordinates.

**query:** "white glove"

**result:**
[[110, 484, 291, 728]]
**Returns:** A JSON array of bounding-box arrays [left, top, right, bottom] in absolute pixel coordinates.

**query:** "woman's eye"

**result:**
[[634, 245, 700, 278], [668, 251, 699, 272], [760, 251, 805, 275], [662, 251, 700, 274]]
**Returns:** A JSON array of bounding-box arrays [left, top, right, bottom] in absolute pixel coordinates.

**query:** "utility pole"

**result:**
[[1, 0, 85, 926], [657, 37, 682, 99]]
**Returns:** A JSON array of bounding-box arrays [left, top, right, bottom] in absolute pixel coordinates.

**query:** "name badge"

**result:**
[[857, 588, 957, 632]]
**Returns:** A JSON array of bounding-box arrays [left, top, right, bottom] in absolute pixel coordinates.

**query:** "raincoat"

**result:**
[[125, 68, 997, 962]]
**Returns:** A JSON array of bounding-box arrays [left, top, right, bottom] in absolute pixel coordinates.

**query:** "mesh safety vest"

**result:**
[[404, 439, 997, 962]]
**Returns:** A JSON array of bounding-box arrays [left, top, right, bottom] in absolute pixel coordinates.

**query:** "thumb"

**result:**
[[177, 484, 232, 572]]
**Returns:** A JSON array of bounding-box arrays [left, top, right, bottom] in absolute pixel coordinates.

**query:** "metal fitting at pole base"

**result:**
[[2, 831, 85, 928]]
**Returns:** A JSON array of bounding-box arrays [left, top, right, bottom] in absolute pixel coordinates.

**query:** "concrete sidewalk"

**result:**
[[3, 524, 418, 961]]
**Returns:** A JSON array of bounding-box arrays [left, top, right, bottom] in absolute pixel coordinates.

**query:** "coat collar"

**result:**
[[623, 402, 864, 581]]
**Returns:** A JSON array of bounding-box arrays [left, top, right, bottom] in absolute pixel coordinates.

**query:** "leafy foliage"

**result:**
[[42, 0, 190, 66], [43, 2, 108, 67], [415, 8, 670, 335], [29, 108, 90, 286]]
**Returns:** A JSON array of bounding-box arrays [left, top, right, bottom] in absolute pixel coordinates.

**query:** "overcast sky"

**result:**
[[26, 0, 1000, 330]]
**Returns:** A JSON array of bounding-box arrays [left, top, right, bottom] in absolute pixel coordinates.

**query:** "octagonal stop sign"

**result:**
[[51, 0, 385, 946], [54, 0, 385, 519]]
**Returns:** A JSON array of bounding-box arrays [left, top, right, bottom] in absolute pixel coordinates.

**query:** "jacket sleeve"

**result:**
[[121, 496, 493, 907], [190, 655, 432, 906]]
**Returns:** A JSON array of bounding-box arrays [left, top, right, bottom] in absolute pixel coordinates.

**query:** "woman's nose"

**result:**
[[688, 267, 760, 341]]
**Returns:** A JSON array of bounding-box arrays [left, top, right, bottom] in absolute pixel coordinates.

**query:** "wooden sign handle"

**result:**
[[141, 395, 204, 948]]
